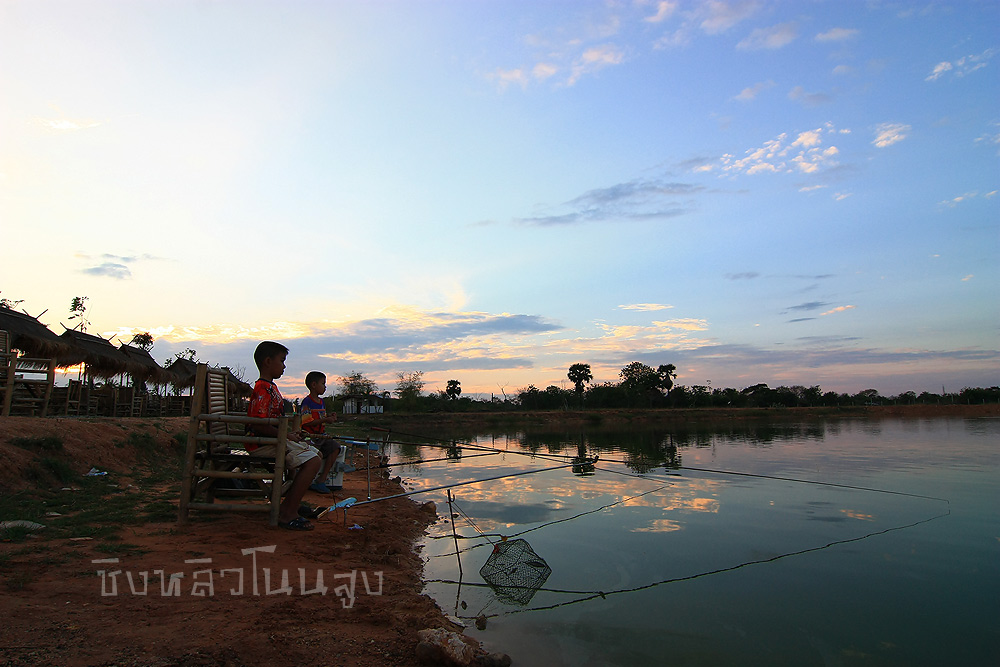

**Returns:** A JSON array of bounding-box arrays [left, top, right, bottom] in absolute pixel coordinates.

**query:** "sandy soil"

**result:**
[[0, 417, 473, 667]]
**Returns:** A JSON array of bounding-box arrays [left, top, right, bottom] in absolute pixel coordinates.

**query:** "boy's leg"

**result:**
[[310, 441, 340, 492], [280, 457, 321, 523]]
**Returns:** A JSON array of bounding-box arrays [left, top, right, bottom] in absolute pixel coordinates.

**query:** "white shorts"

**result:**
[[253, 440, 320, 470]]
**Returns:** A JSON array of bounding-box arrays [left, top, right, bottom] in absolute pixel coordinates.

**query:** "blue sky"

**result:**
[[1, 0, 997, 397]]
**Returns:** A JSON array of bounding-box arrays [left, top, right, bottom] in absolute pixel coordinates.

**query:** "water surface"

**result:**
[[382, 418, 998, 666]]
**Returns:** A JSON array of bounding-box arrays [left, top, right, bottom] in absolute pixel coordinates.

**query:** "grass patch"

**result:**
[[41, 457, 76, 484], [9, 435, 64, 451], [0, 524, 36, 542]]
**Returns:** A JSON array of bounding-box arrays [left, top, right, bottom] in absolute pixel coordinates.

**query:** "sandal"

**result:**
[[278, 516, 314, 531]]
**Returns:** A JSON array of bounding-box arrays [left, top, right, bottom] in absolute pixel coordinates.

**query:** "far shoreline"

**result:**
[[348, 402, 1000, 430]]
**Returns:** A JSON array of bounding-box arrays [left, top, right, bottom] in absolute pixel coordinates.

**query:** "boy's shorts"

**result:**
[[254, 440, 320, 470]]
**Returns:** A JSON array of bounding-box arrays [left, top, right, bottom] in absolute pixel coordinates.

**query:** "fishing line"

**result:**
[[430, 484, 672, 556], [347, 460, 595, 507], [426, 506, 952, 618]]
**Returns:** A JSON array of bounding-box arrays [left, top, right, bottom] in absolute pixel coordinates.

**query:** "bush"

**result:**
[[9, 436, 63, 452]]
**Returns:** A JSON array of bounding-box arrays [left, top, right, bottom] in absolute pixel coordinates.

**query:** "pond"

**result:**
[[377, 417, 999, 666]]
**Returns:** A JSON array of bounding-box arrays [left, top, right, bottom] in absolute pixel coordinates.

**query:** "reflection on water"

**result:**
[[389, 418, 999, 666]]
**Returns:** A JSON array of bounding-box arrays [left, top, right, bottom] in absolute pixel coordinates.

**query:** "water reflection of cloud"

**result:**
[[842, 509, 875, 521], [633, 519, 683, 533]]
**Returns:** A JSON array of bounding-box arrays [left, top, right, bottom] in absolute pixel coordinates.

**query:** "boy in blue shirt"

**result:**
[[301, 371, 342, 493]]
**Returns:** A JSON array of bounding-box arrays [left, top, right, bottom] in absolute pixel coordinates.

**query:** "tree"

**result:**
[[567, 363, 593, 396], [129, 332, 154, 351], [0, 292, 23, 310], [445, 379, 462, 400], [395, 371, 424, 400], [339, 371, 378, 396], [655, 364, 677, 394], [68, 296, 90, 331]]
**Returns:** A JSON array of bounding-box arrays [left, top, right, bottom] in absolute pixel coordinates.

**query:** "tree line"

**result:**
[[334, 361, 1000, 413]]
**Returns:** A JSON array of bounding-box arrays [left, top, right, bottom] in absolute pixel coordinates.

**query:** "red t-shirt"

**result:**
[[246, 379, 283, 451]]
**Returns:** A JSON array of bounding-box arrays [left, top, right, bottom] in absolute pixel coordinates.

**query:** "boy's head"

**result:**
[[253, 341, 289, 380], [305, 371, 326, 395]]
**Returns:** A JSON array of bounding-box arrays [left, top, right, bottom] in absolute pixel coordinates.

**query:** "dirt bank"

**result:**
[[0, 417, 472, 667]]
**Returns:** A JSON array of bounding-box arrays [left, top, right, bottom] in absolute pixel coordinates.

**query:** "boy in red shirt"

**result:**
[[247, 341, 322, 530]]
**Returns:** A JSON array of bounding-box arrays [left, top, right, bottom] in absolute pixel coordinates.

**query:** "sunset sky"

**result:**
[[2, 0, 997, 398]]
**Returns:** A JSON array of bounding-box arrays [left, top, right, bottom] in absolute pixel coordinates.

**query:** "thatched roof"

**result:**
[[165, 357, 198, 389], [57, 329, 131, 378], [118, 344, 175, 385], [0, 306, 72, 357], [165, 358, 251, 397]]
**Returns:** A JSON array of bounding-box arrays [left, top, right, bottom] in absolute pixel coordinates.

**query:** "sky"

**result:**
[[1, 0, 997, 398]]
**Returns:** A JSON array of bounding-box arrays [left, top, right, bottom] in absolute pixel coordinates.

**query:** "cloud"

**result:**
[[820, 305, 855, 316], [644, 1, 678, 23], [699, 0, 761, 34], [788, 86, 832, 107], [725, 272, 760, 280], [938, 191, 982, 208], [833, 192, 852, 201], [799, 184, 827, 193], [619, 303, 674, 311], [815, 28, 858, 42], [925, 48, 997, 81], [515, 176, 701, 226], [737, 22, 798, 50], [872, 122, 910, 148], [733, 80, 775, 102], [713, 124, 843, 176], [76, 252, 161, 280], [787, 301, 830, 312], [81, 263, 132, 279], [975, 125, 1000, 154], [568, 44, 626, 85], [491, 67, 530, 91], [961, 275, 974, 282], [653, 318, 709, 331]]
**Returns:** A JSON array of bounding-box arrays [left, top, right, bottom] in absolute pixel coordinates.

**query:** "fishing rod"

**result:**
[[383, 451, 499, 468]]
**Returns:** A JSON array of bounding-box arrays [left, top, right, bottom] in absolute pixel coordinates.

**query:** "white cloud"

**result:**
[[568, 44, 625, 85], [733, 80, 775, 102], [699, 0, 761, 35], [619, 303, 674, 312], [653, 318, 709, 331], [961, 275, 974, 282], [820, 305, 855, 316], [833, 192, 852, 201], [644, 1, 678, 24], [832, 65, 853, 76], [716, 126, 842, 176], [925, 48, 997, 81], [815, 27, 859, 42], [737, 22, 798, 50], [491, 67, 529, 90], [872, 122, 910, 148], [532, 62, 559, 80], [799, 184, 827, 193]]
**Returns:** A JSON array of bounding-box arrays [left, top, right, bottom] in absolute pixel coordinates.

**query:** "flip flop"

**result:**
[[279, 516, 314, 531]]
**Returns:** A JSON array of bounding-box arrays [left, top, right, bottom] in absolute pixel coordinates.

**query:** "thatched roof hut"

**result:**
[[118, 344, 175, 385], [165, 358, 251, 397], [0, 306, 72, 357], [165, 357, 198, 390], [57, 329, 131, 379]]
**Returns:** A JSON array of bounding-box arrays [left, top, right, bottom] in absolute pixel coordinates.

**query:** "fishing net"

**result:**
[[478, 538, 552, 606]]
